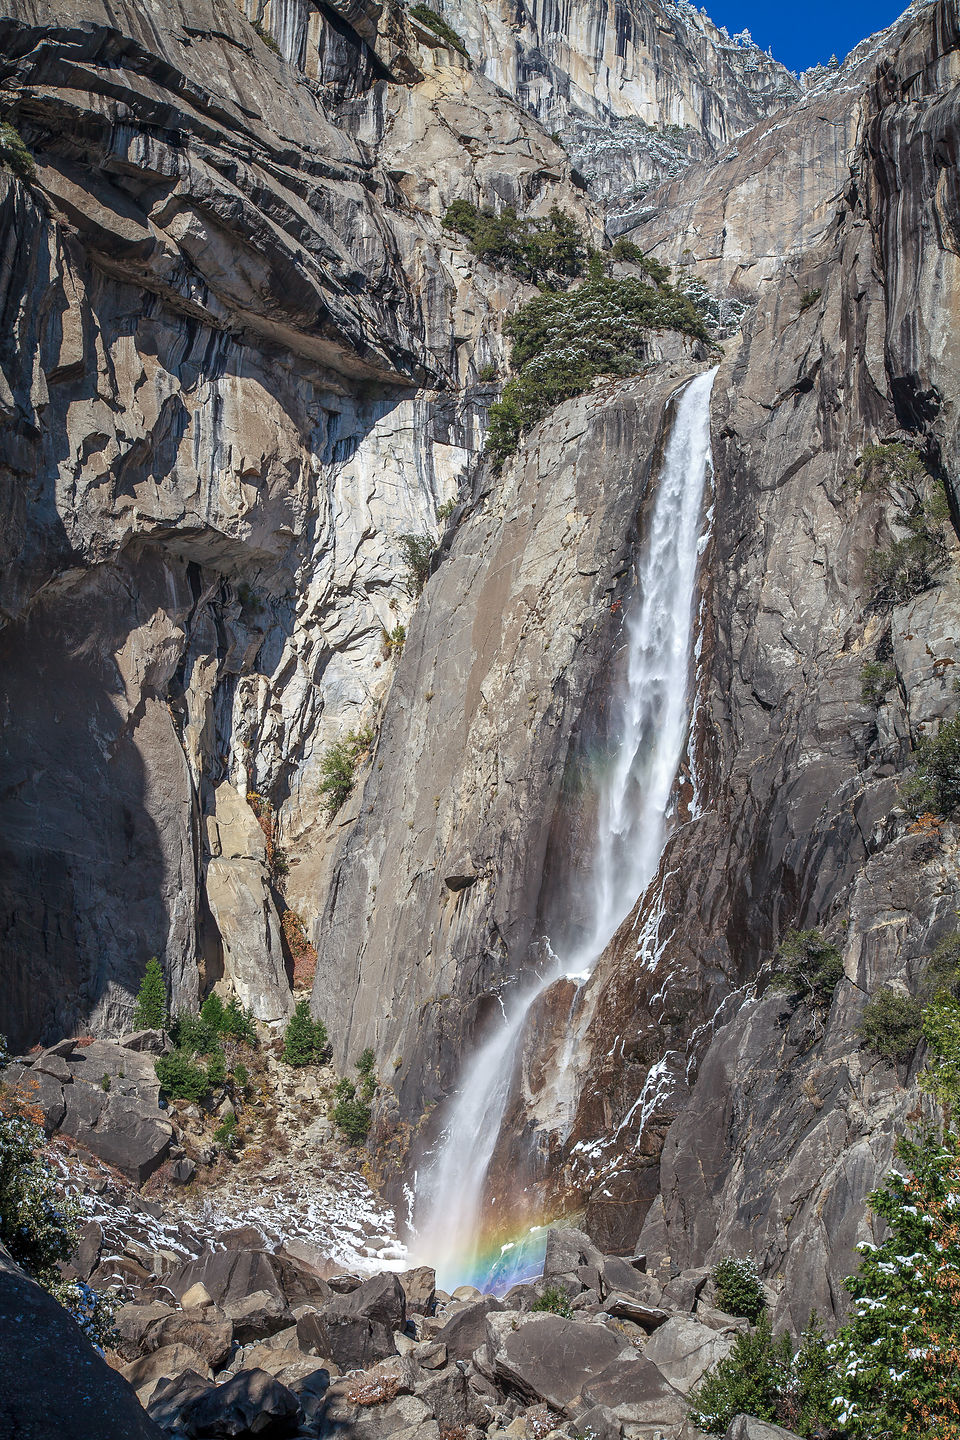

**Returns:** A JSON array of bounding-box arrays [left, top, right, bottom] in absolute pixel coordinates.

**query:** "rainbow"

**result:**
[[432, 1222, 551, 1295]]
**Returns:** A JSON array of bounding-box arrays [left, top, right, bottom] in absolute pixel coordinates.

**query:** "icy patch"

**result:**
[[57, 1144, 407, 1283]]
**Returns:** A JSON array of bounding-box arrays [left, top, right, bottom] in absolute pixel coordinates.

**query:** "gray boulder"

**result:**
[[178, 1368, 302, 1438], [414, 1361, 489, 1429], [661, 1269, 712, 1312], [571, 1403, 623, 1440], [542, 1228, 604, 1279], [600, 1255, 655, 1299], [121, 1029, 167, 1052], [60, 1082, 173, 1183], [224, 1289, 292, 1346], [147, 1371, 216, 1431], [297, 1306, 397, 1372], [581, 1352, 688, 1431], [485, 1310, 629, 1413], [644, 1317, 737, 1394], [336, 1271, 407, 1330], [143, 1308, 234, 1370], [121, 1344, 213, 1401], [114, 1300, 178, 1361], [0, 1240, 164, 1439], [167, 1248, 287, 1312], [400, 1264, 437, 1315], [435, 1295, 503, 1360], [724, 1418, 804, 1440], [603, 1291, 670, 1329]]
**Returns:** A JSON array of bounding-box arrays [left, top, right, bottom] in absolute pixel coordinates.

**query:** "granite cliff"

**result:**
[[1, 0, 959, 1385]]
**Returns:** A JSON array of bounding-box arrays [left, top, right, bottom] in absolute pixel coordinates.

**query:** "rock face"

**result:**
[[0, 0, 595, 1049], [312, 354, 709, 1113], [556, 0, 960, 1322], [435, 0, 800, 214], [314, 0, 960, 1333]]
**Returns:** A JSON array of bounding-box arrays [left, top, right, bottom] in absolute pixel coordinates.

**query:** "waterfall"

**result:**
[[414, 367, 719, 1290]]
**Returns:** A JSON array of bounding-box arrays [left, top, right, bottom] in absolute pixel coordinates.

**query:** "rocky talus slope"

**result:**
[[2, 1200, 796, 1440], [1, 0, 960, 1431]]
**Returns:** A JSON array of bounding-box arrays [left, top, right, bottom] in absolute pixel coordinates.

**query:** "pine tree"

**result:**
[[132, 957, 167, 1030], [832, 1129, 960, 1436], [282, 999, 328, 1067]]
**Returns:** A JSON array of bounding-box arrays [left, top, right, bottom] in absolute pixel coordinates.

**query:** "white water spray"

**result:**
[[414, 367, 718, 1287]]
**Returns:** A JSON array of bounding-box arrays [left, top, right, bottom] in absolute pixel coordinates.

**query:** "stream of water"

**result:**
[[413, 367, 719, 1289]]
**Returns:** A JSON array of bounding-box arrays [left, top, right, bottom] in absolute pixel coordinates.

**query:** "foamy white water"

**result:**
[[414, 367, 718, 1288]]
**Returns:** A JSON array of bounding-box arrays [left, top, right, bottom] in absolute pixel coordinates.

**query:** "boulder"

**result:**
[[436, 1295, 503, 1361], [414, 1362, 489, 1429], [219, 1226, 269, 1252], [182, 1283, 216, 1310], [143, 1308, 234, 1370], [0, 1241, 164, 1439], [275, 1253, 333, 1308], [335, 1271, 407, 1329], [600, 1256, 659, 1301], [114, 1300, 177, 1361], [724, 1419, 804, 1440], [178, 1368, 302, 1438], [581, 1353, 688, 1431], [400, 1265, 437, 1315], [147, 1371, 216, 1431], [170, 1157, 197, 1185], [121, 1029, 167, 1052], [644, 1317, 737, 1395], [413, 1340, 447, 1368], [296, 1306, 397, 1372], [2, 1062, 68, 1132], [661, 1268, 712, 1313], [277, 1364, 333, 1422], [603, 1292, 670, 1329], [277, 1237, 339, 1281], [485, 1311, 629, 1413], [34, 1051, 73, 1082], [328, 1273, 363, 1293], [167, 1248, 287, 1318], [60, 1083, 173, 1183], [121, 1343, 213, 1402], [542, 1228, 604, 1279], [69, 1218, 104, 1282], [695, 1302, 750, 1334], [223, 1288, 292, 1345], [239, 1325, 302, 1374], [571, 1403, 623, 1440]]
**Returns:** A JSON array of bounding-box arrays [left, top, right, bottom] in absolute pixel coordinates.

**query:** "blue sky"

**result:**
[[705, 1, 907, 71]]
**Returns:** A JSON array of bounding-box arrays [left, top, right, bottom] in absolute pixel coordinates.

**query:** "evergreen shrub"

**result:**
[[283, 999, 329, 1067], [712, 1255, 766, 1323], [769, 929, 844, 1009], [486, 271, 709, 462], [132, 957, 167, 1030]]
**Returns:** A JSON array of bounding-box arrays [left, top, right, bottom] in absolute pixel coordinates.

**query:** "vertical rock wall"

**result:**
[[0, 0, 595, 1048]]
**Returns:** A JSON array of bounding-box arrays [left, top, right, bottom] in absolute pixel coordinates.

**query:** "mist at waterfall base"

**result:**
[[412, 368, 719, 1293]]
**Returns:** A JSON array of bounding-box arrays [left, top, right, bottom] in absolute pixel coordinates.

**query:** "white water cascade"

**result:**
[[414, 367, 719, 1289]]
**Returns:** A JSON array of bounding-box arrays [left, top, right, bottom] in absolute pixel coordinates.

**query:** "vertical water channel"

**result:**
[[414, 367, 719, 1288]]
